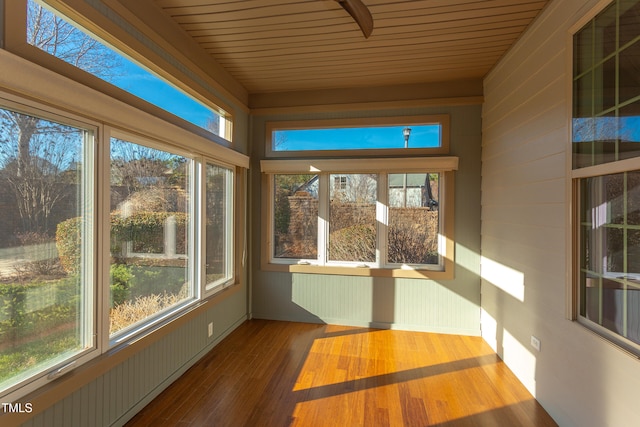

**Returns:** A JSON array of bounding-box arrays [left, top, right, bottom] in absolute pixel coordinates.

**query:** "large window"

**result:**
[[109, 137, 195, 339], [262, 157, 457, 278], [0, 102, 96, 399], [0, 94, 240, 401], [573, 0, 640, 354], [0, 84, 242, 402], [0, 0, 247, 406]]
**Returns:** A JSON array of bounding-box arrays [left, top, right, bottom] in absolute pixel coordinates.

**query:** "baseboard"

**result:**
[[111, 314, 247, 427]]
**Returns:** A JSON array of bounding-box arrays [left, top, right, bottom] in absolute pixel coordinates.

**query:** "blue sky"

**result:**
[[31, 2, 640, 148], [274, 125, 441, 151], [28, 0, 218, 133], [112, 60, 215, 130], [111, 59, 442, 150], [573, 116, 640, 142]]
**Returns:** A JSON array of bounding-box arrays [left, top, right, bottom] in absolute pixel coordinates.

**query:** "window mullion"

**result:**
[[318, 174, 329, 266], [81, 123, 98, 355], [98, 126, 112, 352], [377, 173, 388, 267], [225, 166, 235, 288], [194, 159, 203, 299]]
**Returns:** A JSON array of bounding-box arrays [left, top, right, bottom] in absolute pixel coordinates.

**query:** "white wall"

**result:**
[[482, 0, 640, 425]]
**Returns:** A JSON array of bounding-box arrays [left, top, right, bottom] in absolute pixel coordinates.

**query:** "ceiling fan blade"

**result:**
[[336, 0, 373, 38]]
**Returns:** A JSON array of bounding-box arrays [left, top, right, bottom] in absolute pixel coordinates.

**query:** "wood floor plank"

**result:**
[[125, 320, 557, 427]]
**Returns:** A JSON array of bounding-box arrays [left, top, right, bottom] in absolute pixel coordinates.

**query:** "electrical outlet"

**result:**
[[530, 335, 541, 351], [208, 322, 214, 338]]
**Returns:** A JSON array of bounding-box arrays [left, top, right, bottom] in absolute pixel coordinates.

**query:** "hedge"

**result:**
[[110, 211, 187, 255], [56, 217, 82, 274], [56, 211, 188, 273], [0, 277, 78, 347]]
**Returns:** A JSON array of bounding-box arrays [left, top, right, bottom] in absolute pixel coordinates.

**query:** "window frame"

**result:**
[[202, 159, 236, 295], [0, 39, 248, 401], [265, 115, 450, 158], [261, 157, 457, 280], [0, 91, 101, 402], [106, 129, 201, 346], [4, 0, 235, 143], [569, 0, 640, 356]]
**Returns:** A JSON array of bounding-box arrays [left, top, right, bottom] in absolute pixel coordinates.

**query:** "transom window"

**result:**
[[266, 115, 450, 157], [25, 0, 230, 139], [273, 124, 441, 152], [572, 0, 640, 355]]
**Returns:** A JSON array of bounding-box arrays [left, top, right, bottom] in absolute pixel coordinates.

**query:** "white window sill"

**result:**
[[262, 262, 453, 280]]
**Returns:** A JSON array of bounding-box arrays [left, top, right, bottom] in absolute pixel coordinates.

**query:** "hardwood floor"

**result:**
[[125, 320, 557, 427]]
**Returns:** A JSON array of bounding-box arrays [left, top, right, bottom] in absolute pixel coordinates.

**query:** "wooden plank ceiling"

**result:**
[[153, 0, 549, 94]]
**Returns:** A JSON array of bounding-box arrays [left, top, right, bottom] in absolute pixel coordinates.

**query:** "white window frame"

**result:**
[[106, 129, 201, 346], [202, 159, 236, 295], [0, 37, 248, 401], [261, 157, 457, 280], [0, 92, 100, 402], [265, 115, 450, 158], [5, 0, 235, 143]]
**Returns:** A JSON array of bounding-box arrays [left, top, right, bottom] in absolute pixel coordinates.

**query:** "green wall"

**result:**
[[250, 104, 482, 335]]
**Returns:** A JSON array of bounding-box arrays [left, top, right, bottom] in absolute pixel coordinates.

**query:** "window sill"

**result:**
[[262, 263, 453, 280]]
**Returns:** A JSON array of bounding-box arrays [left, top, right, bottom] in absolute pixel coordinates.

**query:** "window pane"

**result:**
[[0, 107, 92, 394], [619, 0, 640, 47], [273, 174, 318, 260], [388, 173, 440, 265], [580, 172, 640, 346], [273, 125, 441, 151], [573, 72, 594, 119], [26, 0, 226, 138], [574, 23, 594, 76], [594, 2, 617, 60], [593, 58, 616, 115], [109, 138, 192, 336], [329, 174, 377, 263], [575, 0, 640, 353], [205, 163, 233, 290], [573, 0, 640, 169], [619, 41, 640, 105], [627, 171, 640, 225], [618, 102, 640, 161]]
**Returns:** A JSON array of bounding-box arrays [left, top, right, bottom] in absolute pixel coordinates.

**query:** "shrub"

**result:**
[[57, 212, 188, 271], [329, 224, 376, 261], [0, 278, 78, 347], [110, 264, 133, 307], [110, 211, 187, 255], [109, 285, 188, 333], [388, 223, 438, 264], [56, 217, 82, 274], [274, 187, 291, 236], [15, 232, 62, 277], [128, 265, 186, 299]]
